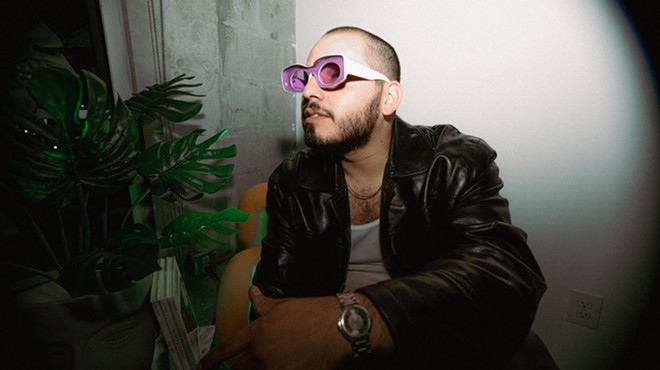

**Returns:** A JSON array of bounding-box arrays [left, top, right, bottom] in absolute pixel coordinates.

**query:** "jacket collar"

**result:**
[[387, 116, 436, 178], [297, 148, 344, 192], [298, 116, 436, 191]]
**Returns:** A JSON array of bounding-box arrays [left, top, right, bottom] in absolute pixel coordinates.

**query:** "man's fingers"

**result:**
[[249, 285, 275, 315], [228, 350, 259, 370], [197, 327, 250, 370], [248, 285, 263, 300]]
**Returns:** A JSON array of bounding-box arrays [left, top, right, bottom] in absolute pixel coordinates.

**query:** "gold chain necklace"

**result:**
[[347, 183, 383, 200]]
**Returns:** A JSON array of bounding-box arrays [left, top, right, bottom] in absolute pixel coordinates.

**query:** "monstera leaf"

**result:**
[[159, 208, 250, 249], [138, 128, 237, 202], [59, 224, 161, 295], [1, 65, 140, 207], [126, 74, 203, 133], [1, 21, 247, 298]]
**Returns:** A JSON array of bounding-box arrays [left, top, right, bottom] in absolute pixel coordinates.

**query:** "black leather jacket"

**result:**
[[253, 117, 546, 369]]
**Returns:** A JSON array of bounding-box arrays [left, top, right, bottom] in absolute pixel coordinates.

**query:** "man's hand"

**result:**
[[198, 286, 352, 370]]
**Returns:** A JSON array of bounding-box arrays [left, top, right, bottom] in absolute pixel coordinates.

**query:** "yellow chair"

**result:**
[[214, 182, 266, 343], [214, 245, 261, 342], [236, 182, 268, 251]]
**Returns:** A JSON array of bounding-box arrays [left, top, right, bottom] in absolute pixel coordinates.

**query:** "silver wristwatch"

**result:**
[[336, 292, 372, 358]]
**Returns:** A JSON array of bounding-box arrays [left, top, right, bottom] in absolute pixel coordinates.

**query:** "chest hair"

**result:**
[[349, 195, 381, 225]]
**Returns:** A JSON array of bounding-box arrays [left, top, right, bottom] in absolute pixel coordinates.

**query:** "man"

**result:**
[[199, 26, 546, 370]]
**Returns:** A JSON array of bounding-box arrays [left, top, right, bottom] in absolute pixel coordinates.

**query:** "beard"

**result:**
[[302, 92, 381, 156]]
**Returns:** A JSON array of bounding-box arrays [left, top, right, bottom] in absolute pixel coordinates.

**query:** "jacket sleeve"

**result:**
[[250, 158, 298, 299], [357, 137, 547, 369]]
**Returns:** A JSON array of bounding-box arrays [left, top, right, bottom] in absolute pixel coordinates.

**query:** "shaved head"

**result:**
[[324, 26, 401, 82]]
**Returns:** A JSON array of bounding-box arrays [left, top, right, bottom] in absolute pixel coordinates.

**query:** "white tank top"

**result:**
[[344, 219, 391, 292]]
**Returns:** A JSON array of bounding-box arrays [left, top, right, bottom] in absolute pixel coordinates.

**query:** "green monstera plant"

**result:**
[[0, 22, 248, 297]]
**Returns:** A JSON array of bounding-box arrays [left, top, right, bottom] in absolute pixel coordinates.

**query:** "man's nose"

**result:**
[[302, 74, 323, 99]]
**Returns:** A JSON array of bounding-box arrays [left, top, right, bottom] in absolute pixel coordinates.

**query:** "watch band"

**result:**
[[336, 291, 360, 307], [336, 292, 372, 358]]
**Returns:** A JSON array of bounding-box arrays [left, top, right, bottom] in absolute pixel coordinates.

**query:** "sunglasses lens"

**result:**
[[290, 69, 309, 91], [318, 62, 341, 86]]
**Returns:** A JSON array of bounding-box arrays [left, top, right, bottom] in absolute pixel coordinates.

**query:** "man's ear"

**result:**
[[381, 81, 403, 116]]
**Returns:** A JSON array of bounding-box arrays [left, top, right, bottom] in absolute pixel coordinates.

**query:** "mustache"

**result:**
[[302, 100, 334, 119]]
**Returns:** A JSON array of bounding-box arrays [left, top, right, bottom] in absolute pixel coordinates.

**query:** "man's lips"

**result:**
[[303, 107, 332, 123], [304, 108, 326, 118]]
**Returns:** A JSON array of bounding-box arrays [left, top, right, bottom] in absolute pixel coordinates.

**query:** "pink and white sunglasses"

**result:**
[[281, 54, 390, 93]]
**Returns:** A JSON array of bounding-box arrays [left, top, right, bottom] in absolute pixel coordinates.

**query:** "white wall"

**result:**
[[297, 1, 658, 369]]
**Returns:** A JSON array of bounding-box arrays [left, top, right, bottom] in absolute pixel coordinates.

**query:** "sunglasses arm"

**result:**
[[343, 57, 391, 83]]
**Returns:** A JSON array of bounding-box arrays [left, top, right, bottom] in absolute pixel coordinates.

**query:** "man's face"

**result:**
[[302, 88, 381, 155], [300, 33, 384, 155]]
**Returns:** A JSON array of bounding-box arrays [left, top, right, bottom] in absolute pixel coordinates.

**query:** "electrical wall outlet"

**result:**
[[187, 249, 218, 277], [566, 289, 603, 329]]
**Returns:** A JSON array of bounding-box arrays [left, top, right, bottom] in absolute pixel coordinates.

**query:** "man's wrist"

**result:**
[[353, 292, 395, 354]]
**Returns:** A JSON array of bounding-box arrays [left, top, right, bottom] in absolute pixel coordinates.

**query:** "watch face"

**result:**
[[340, 306, 371, 339]]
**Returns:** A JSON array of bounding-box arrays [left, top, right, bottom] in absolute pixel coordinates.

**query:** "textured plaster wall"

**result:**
[[171, 0, 297, 325], [157, 0, 298, 215], [100, 0, 297, 325], [214, 0, 298, 205], [102, 0, 296, 213]]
